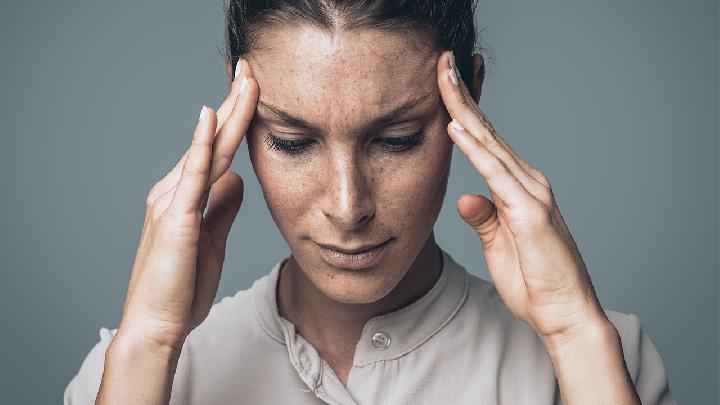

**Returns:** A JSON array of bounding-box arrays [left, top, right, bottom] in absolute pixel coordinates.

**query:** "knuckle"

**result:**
[[146, 184, 162, 208], [534, 169, 552, 190], [453, 92, 469, 106], [486, 140, 510, 160], [535, 189, 555, 208], [214, 154, 231, 174], [184, 154, 210, 177], [482, 154, 508, 178], [157, 209, 202, 239], [525, 199, 553, 226], [148, 190, 172, 222], [148, 200, 165, 223]]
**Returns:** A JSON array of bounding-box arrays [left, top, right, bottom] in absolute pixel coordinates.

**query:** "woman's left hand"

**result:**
[[436, 50, 610, 343]]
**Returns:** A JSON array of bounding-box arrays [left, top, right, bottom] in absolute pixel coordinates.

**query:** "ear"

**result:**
[[468, 53, 485, 103], [225, 62, 233, 79]]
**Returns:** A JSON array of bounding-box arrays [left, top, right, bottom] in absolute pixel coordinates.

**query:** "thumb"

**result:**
[[203, 170, 244, 248], [457, 194, 498, 247]]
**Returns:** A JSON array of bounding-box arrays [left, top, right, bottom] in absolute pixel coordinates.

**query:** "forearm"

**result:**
[[95, 331, 183, 405], [541, 317, 641, 405]]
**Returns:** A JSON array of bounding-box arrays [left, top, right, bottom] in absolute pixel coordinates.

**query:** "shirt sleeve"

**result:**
[[611, 312, 677, 405], [63, 327, 117, 405]]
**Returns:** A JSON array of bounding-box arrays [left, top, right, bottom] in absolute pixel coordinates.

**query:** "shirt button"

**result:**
[[371, 331, 391, 350]]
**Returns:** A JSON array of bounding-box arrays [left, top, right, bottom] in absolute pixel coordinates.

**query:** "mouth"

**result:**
[[315, 238, 392, 270]]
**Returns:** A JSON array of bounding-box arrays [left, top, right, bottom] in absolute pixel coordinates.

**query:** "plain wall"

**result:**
[[0, 0, 717, 403]]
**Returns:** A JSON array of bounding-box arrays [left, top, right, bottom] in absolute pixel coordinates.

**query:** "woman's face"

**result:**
[[245, 27, 453, 304]]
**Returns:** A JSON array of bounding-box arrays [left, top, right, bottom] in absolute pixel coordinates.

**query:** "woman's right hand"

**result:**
[[114, 59, 258, 350]]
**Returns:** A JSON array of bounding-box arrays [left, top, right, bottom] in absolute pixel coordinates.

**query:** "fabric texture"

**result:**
[[64, 247, 676, 404]]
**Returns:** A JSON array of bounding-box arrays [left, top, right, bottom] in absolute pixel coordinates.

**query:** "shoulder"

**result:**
[[182, 278, 283, 356], [63, 326, 118, 404], [63, 278, 270, 405], [603, 309, 676, 404], [187, 286, 257, 341], [459, 272, 675, 404]]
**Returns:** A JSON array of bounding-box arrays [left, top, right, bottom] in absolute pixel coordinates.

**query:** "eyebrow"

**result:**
[[256, 91, 434, 132]]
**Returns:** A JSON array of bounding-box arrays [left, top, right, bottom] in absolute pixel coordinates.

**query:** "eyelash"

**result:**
[[263, 130, 428, 155]]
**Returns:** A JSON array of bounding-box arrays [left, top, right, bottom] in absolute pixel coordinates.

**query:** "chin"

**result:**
[[313, 262, 408, 305]]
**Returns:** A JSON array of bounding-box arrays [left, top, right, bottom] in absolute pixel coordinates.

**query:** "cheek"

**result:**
[[248, 138, 320, 226], [374, 131, 451, 217]]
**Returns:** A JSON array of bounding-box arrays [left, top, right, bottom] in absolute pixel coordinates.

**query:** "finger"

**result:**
[[207, 59, 258, 186], [200, 188, 211, 215], [148, 58, 248, 206], [490, 128, 548, 188], [475, 107, 551, 192], [170, 105, 218, 214], [150, 60, 253, 208], [447, 119, 539, 213], [202, 171, 244, 256], [457, 193, 498, 246], [216, 58, 249, 133], [135, 182, 176, 274], [439, 51, 547, 199], [152, 184, 176, 220], [146, 148, 190, 208], [190, 171, 244, 325]]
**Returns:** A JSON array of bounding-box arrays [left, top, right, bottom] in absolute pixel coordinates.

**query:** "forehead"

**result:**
[[247, 27, 439, 131]]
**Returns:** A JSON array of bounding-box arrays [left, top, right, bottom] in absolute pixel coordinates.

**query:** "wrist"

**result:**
[[540, 312, 619, 356], [108, 328, 185, 364], [97, 329, 184, 404], [538, 315, 640, 405]]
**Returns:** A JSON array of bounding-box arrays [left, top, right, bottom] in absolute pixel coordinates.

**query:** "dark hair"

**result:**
[[222, 0, 482, 86]]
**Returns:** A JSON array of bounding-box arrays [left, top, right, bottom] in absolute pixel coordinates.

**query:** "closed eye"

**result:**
[[264, 130, 427, 155]]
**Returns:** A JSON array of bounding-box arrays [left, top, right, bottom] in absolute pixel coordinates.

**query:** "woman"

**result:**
[[64, 1, 675, 404]]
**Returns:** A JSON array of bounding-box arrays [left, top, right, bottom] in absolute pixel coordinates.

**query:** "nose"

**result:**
[[320, 152, 376, 231]]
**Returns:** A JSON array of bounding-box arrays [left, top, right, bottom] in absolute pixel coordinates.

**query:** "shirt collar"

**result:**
[[252, 246, 470, 364]]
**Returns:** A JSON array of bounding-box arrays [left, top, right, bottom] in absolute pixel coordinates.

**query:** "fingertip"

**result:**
[[446, 119, 465, 143], [240, 58, 254, 79], [457, 193, 493, 215], [450, 118, 465, 132], [200, 105, 218, 127], [234, 58, 244, 79], [195, 105, 218, 142], [233, 58, 254, 83], [229, 59, 247, 95]]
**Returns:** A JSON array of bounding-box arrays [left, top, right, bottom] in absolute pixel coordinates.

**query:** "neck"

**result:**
[[276, 233, 443, 363]]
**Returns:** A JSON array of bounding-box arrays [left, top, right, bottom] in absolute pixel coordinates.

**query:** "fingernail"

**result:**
[[234, 58, 243, 79], [451, 118, 464, 131], [199, 105, 208, 121], [239, 74, 248, 94], [448, 69, 459, 86], [448, 51, 460, 86]]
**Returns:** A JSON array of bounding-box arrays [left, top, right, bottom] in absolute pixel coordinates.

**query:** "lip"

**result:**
[[316, 238, 392, 270]]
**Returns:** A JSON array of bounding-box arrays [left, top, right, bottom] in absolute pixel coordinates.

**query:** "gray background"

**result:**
[[0, 0, 716, 403]]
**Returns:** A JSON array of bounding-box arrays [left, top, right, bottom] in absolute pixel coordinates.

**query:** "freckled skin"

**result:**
[[245, 27, 453, 306]]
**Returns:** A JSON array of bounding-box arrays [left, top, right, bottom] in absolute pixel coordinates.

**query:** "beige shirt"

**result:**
[[64, 248, 676, 404]]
